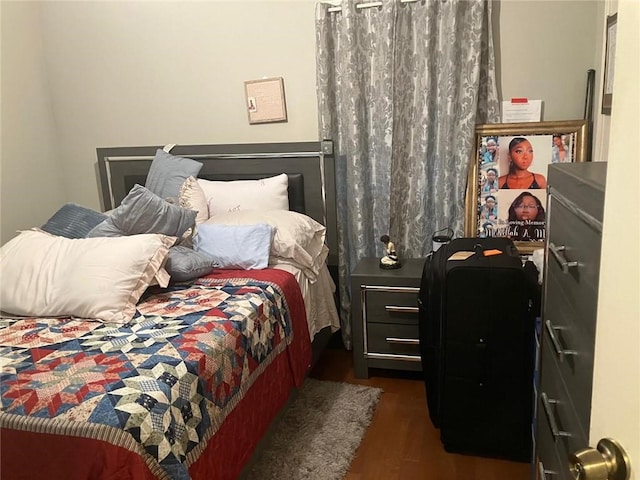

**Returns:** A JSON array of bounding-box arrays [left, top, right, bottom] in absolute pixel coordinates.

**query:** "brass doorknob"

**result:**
[[569, 438, 630, 480]]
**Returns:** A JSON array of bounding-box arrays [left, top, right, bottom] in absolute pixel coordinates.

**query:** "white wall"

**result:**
[[1, 0, 602, 243], [37, 0, 319, 215], [0, 1, 66, 244], [496, 0, 601, 121]]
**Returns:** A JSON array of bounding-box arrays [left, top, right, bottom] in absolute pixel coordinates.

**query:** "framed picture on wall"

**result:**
[[465, 120, 588, 254], [244, 77, 288, 124]]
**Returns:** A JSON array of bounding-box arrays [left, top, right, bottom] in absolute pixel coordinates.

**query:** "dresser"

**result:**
[[536, 162, 607, 479], [351, 258, 425, 378]]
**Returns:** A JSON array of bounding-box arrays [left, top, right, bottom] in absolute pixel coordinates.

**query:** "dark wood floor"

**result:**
[[310, 348, 531, 480]]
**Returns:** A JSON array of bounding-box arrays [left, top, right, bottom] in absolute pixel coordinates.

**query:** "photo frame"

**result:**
[[465, 120, 588, 254], [601, 13, 617, 115], [244, 77, 288, 124]]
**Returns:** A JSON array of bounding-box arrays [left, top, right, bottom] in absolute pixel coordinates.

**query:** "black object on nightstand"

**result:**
[[351, 257, 426, 378]]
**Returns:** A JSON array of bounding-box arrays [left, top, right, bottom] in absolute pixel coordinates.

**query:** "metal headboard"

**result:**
[[95, 141, 338, 268]]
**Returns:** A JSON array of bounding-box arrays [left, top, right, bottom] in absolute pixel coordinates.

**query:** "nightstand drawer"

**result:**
[[367, 323, 420, 359], [363, 287, 419, 325]]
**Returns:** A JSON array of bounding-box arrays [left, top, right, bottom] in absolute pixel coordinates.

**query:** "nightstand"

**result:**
[[351, 257, 425, 378]]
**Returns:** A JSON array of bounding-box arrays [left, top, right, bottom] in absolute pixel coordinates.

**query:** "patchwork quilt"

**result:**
[[0, 272, 305, 480]]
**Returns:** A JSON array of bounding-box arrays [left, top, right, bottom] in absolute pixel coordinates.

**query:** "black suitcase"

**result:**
[[418, 237, 537, 462]]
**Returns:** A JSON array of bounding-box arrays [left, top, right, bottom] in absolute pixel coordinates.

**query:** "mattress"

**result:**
[[273, 263, 341, 339], [0, 268, 311, 480]]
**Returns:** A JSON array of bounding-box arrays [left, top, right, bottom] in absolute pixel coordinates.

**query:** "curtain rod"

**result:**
[[323, 0, 420, 13]]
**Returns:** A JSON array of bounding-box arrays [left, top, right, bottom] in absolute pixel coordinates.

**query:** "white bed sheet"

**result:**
[[272, 263, 340, 340]]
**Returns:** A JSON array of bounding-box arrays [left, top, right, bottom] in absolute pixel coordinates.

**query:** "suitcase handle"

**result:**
[[549, 242, 579, 273]]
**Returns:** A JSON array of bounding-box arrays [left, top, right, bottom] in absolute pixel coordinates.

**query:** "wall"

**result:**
[[37, 0, 319, 214], [1, 0, 601, 243], [496, 0, 601, 122], [0, 1, 66, 244]]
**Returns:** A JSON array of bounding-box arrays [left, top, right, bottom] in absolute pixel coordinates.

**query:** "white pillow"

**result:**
[[204, 210, 327, 281], [178, 176, 209, 224], [0, 230, 175, 323], [197, 174, 289, 218]]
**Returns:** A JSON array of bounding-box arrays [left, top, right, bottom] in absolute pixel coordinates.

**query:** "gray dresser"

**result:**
[[351, 258, 425, 378], [536, 162, 607, 479]]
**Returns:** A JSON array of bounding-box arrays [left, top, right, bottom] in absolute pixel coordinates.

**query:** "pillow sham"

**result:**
[[194, 223, 274, 270], [197, 173, 289, 218], [87, 184, 196, 239], [41, 203, 108, 239], [145, 149, 203, 201], [0, 230, 175, 323], [203, 210, 327, 279], [164, 246, 216, 282], [178, 176, 209, 224]]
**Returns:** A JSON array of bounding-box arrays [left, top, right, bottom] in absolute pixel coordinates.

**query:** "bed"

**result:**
[[0, 141, 340, 479]]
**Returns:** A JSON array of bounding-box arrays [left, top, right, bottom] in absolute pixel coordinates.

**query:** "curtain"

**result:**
[[316, 0, 499, 349]]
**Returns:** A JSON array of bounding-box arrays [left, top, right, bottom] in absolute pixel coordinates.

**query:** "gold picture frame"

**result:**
[[465, 120, 588, 254]]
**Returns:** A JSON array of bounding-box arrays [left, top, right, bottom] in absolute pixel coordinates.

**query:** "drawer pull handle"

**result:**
[[366, 352, 421, 362], [541, 392, 571, 439], [538, 460, 557, 479], [385, 337, 420, 345], [549, 242, 579, 273], [545, 320, 577, 362], [385, 305, 419, 314]]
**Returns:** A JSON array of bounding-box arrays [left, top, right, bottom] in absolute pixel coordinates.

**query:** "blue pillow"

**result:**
[[41, 204, 108, 239], [145, 149, 203, 200], [165, 246, 216, 282], [194, 223, 274, 270], [87, 184, 196, 239]]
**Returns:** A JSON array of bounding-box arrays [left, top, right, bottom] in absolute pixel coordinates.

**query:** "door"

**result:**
[[587, 1, 639, 479]]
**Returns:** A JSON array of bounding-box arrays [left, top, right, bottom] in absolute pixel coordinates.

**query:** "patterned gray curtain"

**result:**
[[316, 0, 499, 349]]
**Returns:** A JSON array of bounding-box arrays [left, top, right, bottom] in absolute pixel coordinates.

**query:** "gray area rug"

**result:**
[[242, 378, 383, 480]]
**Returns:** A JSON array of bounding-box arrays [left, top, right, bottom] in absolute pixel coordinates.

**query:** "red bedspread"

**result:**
[[0, 268, 311, 480]]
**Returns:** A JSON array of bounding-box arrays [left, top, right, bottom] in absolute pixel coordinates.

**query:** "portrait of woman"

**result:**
[[551, 134, 571, 163], [499, 137, 547, 189], [482, 137, 498, 164], [481, 168, 499, 193], [507, 191, 546, 241], [480, 194, 498, 221]]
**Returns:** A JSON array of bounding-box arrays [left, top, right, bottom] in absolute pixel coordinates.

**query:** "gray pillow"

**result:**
[[87, 184, 196, 238], [145, 149, 203, 200], [41, 203, 108, 239], [165, 246, 216, 282]]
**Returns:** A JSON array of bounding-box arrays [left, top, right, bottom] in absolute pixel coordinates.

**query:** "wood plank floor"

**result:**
[[310, 348, 531, 480]]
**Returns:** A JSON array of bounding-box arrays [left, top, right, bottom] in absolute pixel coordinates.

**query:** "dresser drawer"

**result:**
[[539, 338, 588, 458], [536, 404, 570, 480], [366, 323, 420, 358], [545, 265, 597, 337], [546, 195, 602, 329], [363, 288, 419, 325], [543, 274, 596, 424]]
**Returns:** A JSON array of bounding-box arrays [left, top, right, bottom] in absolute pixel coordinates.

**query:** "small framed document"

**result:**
[[244, 77, 288, 124], [501, 99, 542, 123]]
